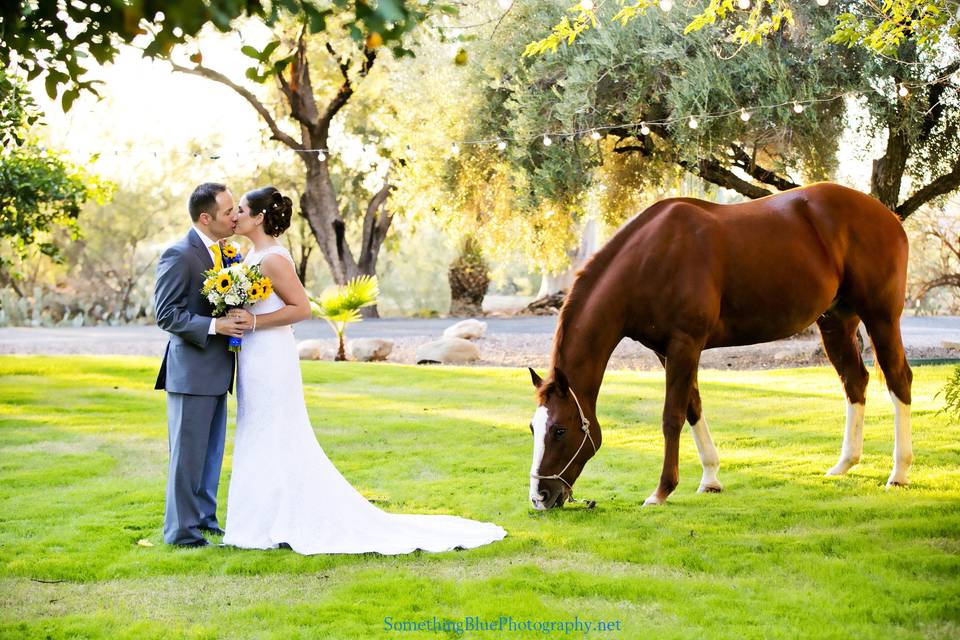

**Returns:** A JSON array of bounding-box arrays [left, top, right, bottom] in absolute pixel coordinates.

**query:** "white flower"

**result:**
[[224, 294, 241, 306], [207, 294, 218, 305]]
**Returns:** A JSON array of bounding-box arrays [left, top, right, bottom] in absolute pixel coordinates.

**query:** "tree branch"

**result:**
[[276, 26, 320, 131], [895, 159, 960, 220], [680, 156, 773, 199], [170, 60, 303, 151], [317, 43, 377, 139], [729, 145, 800, 191]]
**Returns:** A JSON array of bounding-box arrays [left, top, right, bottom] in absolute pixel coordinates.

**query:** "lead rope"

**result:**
[[530, 387, 597, 507]]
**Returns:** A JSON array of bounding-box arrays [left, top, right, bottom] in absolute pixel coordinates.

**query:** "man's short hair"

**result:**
[[188, 183, 228, 223]]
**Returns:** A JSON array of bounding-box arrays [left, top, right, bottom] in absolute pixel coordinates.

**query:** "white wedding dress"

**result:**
[[222, 245, 506, 554]]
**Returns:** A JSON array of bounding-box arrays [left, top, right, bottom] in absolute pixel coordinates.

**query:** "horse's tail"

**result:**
[[868, 333, 886, 389]]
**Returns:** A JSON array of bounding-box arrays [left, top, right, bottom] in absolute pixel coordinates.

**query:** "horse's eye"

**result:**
[[553, 427, 566, 439]]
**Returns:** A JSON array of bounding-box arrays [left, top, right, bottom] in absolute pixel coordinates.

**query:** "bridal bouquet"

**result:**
[[201, 254, 273, 353]]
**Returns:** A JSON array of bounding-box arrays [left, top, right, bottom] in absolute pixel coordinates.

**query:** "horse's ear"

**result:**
[[553, 367, 569, 397], [529, 367, 543, 389]]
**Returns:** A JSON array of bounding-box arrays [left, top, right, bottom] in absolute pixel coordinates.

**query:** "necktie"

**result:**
[[210, 243, 223, 270]]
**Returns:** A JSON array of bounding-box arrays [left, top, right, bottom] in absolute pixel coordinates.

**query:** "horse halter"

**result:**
[[530, 386, 597, 495]]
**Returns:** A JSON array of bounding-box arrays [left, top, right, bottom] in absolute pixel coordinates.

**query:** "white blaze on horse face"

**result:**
[[887, 391, 912, 486], [529, 406, 549, 507], [826, 400, 865, 476]]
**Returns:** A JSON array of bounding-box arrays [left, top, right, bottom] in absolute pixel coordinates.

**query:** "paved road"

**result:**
[[0, 316, 957, 356]]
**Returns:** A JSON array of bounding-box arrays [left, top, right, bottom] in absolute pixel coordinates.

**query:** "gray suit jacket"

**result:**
[[154, 229, 235, 395]]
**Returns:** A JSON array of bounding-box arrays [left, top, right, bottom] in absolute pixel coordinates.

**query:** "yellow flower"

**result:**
[[259, 279, 273, 299], [222, 244, 238, 259], [248, 284, 261, 300], [216, 273, 233, 293]]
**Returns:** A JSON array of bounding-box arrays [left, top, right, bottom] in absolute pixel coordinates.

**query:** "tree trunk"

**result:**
[[536, 217, 599, 298]]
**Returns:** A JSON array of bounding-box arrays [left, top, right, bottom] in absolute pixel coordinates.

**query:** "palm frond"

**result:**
[[309, 276, 379, 321]]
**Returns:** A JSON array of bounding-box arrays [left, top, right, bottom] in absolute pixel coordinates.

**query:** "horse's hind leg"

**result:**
[[862, 314, 913, 486], [656, 354, 721, 493], [817, 309, 869, 476]]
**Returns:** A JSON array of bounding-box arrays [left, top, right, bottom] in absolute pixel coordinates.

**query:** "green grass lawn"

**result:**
[[0, 356, 958, 639]]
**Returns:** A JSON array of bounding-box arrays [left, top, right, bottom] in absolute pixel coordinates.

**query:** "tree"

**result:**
[[167, 20, 404, 315], [526, 0, 959, 59], [517, 1, 959, 220], [1, 0, 424, 112], [0, 73, 110, 296]]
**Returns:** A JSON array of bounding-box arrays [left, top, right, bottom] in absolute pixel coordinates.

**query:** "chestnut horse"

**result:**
[[528, 183, 912, 509]]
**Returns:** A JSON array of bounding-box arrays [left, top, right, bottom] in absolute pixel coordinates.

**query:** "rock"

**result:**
[[347, 338, 394, 362], [297, 339, 325, 360], [415, 338, 480, 365], [941, 341, 960, 350], [442, 318, 487, 341]]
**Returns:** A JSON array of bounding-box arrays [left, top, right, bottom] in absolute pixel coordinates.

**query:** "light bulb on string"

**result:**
[[737, 0, 750, 9], [659, 0, 673, 11], [688, 117, 698, 130], [740, 108, 751, 122], [898, 84, 909, 97], [450, 143, 460, 155], [317, 150, 326, 161], [640, 123, 650, 135], [580, 0, 594, 10], [543, 135, 553, 146], [816, 0, 828, 6], [496, 140, 507, 151], [793, 102, 804, 113], [590, 130, 602, 141], [497, 0, 511, 8]]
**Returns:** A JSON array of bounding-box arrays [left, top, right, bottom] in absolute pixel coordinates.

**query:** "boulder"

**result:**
[[297, 339, 325, 360], [415, 338, 480, 365], [442, 318, 487, 341], [347, 338, 394, 362]]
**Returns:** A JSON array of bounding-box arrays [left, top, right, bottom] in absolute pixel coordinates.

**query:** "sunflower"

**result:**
[[259, 280, 273, 299], [248, 283, 262, 300], [221, 244, 238, 259], [216, 273, 233, 293]]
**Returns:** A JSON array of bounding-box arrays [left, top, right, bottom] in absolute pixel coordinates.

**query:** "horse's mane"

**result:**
[[547, 205, 665, 380]]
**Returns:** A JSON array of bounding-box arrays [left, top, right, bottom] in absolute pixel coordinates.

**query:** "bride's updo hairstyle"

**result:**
[[245, 186, 293, 237]]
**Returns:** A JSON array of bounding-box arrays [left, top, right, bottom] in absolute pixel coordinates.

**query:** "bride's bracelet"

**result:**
[[252, 314, 257, 333]]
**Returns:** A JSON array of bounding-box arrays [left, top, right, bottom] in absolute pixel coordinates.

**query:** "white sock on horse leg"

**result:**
[[887, 391, 912, 487], [826, 399, 865, 476], [690, 416, 722, 492]]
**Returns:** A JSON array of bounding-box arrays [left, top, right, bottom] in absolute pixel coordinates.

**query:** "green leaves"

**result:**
[[311, 275, 380, 321]]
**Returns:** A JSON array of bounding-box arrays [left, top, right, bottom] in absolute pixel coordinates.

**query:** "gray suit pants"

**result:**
[[163, 392, 227, 544]]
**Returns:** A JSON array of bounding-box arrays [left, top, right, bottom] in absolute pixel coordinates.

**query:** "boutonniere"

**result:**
[[221, 242, 242, 265]]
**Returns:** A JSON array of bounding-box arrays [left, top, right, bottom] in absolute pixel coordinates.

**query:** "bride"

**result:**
[[221, 186, 506, 554]]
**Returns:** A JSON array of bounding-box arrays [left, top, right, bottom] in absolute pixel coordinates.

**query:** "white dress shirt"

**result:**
[[192, 226, 221, 336]]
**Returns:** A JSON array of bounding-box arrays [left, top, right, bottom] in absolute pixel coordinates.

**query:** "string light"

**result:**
[[640, 123, 650, 135], [590, 130, 602, 140], [543, 135, 553, 146], [450, 143, 460, 155], [497, 0, 511, 8], [659, 0, 673, 11], [580, 0, 594, 10], [898, 84, 909, 97], [688, 116, 698, 129], [317, 150, 326, 161], [816, 0, 829, 5], [793, 102, 804, 113], [737, 0, 750, 9], [740, 108, 751, 122], [497, 140, 507, 150]]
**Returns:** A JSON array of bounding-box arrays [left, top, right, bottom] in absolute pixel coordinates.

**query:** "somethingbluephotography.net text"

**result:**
[[383, 615, 623, 635]]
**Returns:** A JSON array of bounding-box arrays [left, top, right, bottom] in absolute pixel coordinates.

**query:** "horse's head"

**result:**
[[528, 367, 601, 510]]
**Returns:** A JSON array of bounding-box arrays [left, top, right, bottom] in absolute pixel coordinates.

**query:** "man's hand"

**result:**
[[227, 309, 255, 331], [215, 315, 247, 338]]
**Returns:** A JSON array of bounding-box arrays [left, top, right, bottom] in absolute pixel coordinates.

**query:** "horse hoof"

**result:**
[[697, 484, 723, 493], [886, 479, 910, 488], [825, 461, 855, 476], [643, 494, 665, 506]]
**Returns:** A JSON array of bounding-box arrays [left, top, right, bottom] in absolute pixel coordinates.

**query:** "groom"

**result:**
[[154, 182, 253, 547]]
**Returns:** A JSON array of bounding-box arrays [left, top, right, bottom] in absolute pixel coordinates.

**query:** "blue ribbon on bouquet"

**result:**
[[222, 244, 244, 353]]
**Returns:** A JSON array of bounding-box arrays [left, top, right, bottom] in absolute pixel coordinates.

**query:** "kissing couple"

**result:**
[[154, 182, 506, 553]]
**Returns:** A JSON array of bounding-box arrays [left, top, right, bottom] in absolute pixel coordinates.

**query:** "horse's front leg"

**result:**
[[645, 336, 702, 506]]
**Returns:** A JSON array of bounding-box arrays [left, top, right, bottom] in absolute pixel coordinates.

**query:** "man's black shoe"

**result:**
[[200, 527, 226, 537], [175, 538, 210, 548]]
